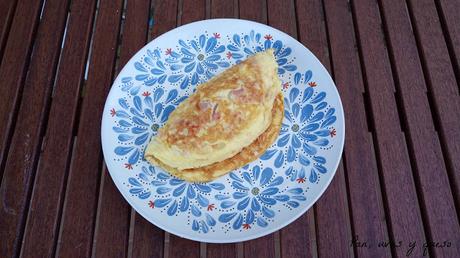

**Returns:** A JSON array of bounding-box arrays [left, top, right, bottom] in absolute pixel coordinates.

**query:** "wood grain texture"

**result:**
[[0, 0, 18, 61], [407, 0, 460, 214], [18, 0, 97, 257], [239, 0, 266, 23], [378, 0, 460, 256], [207, 243, 238, 258], [131, 215, 165, 258], [436, 0, 460, 85], [0, 0, 43, 181], [0, 0, 70, 257], [92, 1, 150, 257], [54, 0, 124, 257], [322, 0, 392, 257], [351, 1, 430, 257], [168, 236, 200, 258], [294, 0, 353, 257], [182, 0, 206, 24]]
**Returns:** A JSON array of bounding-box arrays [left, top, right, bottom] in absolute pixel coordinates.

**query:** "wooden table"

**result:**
[[1, 0, 459, 257]]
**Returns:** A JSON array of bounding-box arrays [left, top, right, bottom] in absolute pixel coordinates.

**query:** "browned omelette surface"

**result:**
[[145, 93, 284, 182]]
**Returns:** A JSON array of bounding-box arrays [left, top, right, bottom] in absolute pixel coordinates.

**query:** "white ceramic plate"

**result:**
[[101, 19, 344, 243]]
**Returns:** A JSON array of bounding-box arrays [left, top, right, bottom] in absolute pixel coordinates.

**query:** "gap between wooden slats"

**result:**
[[92, 0, 153, 257], [0, 0, 45, 183], [17, 0, 98, 256], [54, 0, 124, 256], [0, 0, 72, 257], [405, 0, 460, 221], [0, 0, 19, 62]]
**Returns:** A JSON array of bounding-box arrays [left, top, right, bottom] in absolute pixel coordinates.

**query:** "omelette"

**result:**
[[145, 49, 283, 182]]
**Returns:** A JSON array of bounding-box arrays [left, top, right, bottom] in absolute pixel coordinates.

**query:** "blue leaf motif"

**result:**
[[237, 197, 250, 210], [277, 58, 287, 66], [268, 176, 283, 187], [168, 74, 184, 83], [305, 70, 313, 82], [227, 44, 239, 51], [230, 172, 243, 182], [261, 188, 278, 196], [115, 146, 133, 155], [144, 96, 153, 109], [122, 77, 132, 83], [206, 54, 220, 62], [215, 194, 230, 200], [116, 110, 130, 118], [302, 87, 314, 103], [264, 39, 271, 50], [321, 116, 336, 128], [326, 108, 335, 118], [309, 112, 324, 123], [129, 178, 142, 187], [150, 68, 164, 75], [288, 188, 303, 194], [287, 146, 296, 162], [233, 34, 241, 46], [251, 198, 261, 211], [194, 184, 211, 193], [113, 126, 128, 133], [292, 134, 301, 148], [278, 47, 292, 58], [316, 102, 327, 110], [134, 133, 149, 145], [187, 185, 196, 199], [260, 149, 277, 160], [133, 96, 142, 111], [161, 105, 175, 123], [192, 220, 199, 231], [135, 62, 147, 72], [315, 164, 327, 174], [303, 123, 320, 132], [118, 134, 133, 142], [311, 92, 326, 103], [199, 35, 206, 47], [292, 103, 300, 118], [252, 166, 261, 181], [219, 212, 237, 223], [260, 168, 273, 186], [313, 156, 326, 164], [301, 104, 313, 123], [201, 221, 209, 233], [209, 183, 225, 190], [292, 195, 306, 201], [197, 194, 209, 207], [221, 200, 236, 208], [294, 73, 301, 85], [139, 192, 151, 199], [274, 195, 289, 202], [129, 188, 142, 194], [246, 210, 255, 224], [289, 88, 299, 103], [157, 172, 170, 180], [233, 191, 248, 199], [314, 138, 329, 146], [284, 65, 297, 71], [233, 214, 243, 229], [242, 172, 252, 185], [287, 201, 300, 208], [277, 134, 290, 147], [180, 197, 189, 211], [274, 151, 284, 168], [180, 76, 189, 89], [155, 198, 172, 208], [173, 183, 186, 197], [119, 120, 132, 127], [128, 149, 140, 164], [157, 187, 171, 194], [130, 85, 141, 95], [232, 181, 249, 191], [167, 201, 178, 216], [303, 143, 317, 155], [154, 103, 163, 118], [257, 217, 268, 227], [299, 155, 310, 166], [309, 169, 317, 183], [299, 168, 306, 179], [179, 39, 189, 48], [206, 214, 216, 226], [262, 206, 275, 218], [153, 88, 164, 102], [158, 75, 167, 84], [191, 205, 201, 217], [214, 45, 225, 54]]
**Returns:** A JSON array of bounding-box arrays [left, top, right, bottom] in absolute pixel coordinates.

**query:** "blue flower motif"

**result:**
[[260, 70, 336, 182], [121, 49, 169, 93], [165, 34, 230, 89], [113, 88, 182, 166], [216, 165, 305, 230], [226, 30, 297, 74]]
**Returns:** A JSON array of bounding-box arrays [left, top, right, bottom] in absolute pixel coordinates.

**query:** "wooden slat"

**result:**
[[407, 0, 460, 211], [0, 0, 43, 180], [436, 0, 460, 82], [168, 236, 200, 258], [0, 0, 18, 60], [126, 0, 182, 257], [0, 0, 70, 257], [352, 0, 437, 256], [210, 0, 236, 18], [322, 0, 392, 257], [18, 0, 97, 256], [244, 235, 275, 258], [238, 0, 266, 23], [131, 215, 164, 258], [92, 1, 150, 257], [54, 0, 124, 257], [293, 1, 353, 257], [378, 0, 460, 256]]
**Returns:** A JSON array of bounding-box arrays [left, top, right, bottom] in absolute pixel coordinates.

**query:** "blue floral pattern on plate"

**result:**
[[102, 19, 343, 242]]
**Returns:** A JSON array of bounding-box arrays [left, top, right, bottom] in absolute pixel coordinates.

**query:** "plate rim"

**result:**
[[101, 18, 345, 243]]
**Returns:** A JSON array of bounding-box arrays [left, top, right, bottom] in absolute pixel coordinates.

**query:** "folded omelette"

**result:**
[[145, 49, 283, 182]]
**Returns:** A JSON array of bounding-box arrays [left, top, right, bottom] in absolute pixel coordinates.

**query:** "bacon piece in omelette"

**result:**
[[144, 49, 282, 181]]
